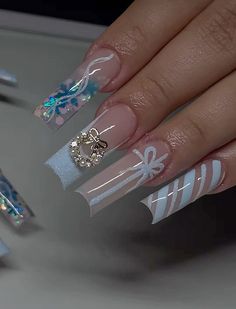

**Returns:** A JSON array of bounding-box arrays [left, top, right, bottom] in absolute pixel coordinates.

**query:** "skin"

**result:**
[[89, 0, 236, 194]]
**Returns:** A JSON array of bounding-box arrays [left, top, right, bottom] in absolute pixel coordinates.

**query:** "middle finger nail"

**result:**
[[46, 104, 138, 188]]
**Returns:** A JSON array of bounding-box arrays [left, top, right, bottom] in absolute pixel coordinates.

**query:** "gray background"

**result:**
[[0, 11, 236, 309]]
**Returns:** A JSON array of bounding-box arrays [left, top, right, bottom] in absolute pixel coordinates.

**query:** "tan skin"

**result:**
[[87, 0, 236, 194]]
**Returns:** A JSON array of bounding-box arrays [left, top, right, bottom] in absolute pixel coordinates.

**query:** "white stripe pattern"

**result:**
[[142, 160, 223, 224]]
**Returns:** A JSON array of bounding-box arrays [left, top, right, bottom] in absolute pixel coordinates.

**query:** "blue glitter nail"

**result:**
[[0, 170, 34, 227]]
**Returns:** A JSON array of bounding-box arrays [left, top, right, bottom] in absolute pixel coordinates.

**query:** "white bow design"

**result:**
[[89, 146, 168, 207], [128, 146, 168, 188]]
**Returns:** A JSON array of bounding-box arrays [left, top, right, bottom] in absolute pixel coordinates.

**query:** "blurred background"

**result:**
[[0, 0, 134, 25]]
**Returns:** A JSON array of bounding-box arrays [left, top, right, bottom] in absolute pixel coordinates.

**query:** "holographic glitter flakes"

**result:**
[[0, 170, 33, 227]]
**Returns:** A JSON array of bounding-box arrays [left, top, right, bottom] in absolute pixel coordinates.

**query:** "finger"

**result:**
[[141, 140, 236, 224], [88, 0, 211, 91], [34, 0, 211, 129], [76, 70, 236, 216], [97, 0, 236, 147]]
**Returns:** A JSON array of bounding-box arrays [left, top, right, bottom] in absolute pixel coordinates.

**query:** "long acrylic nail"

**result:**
[[141, 159, 224, 224], [0, 170, 34, 228], [0, 239, 9, 257], [34, 48, 121, 129], [0, 69, 17, 87], [76, 140, 171, 216], [46, 104, 137, 188]]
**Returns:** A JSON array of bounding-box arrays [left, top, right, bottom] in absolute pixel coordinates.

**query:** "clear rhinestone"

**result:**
[[71, 141, 77, 148]]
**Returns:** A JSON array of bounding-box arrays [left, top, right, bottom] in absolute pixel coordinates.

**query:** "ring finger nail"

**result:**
[[34, 48, 120, 129], [76, 140, 171, 216], [46, 104, 138, 188], [141, 159, 224, 224]]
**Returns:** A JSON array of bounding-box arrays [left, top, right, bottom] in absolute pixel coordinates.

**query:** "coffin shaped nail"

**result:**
[[34, 48, 120, 129], [0, 170, 34, 228], [0, 69, 17, 87], [0, 239, 9, 257], [141, 160, 224, 224], [46, 104, 137, 188], [76, 141, 171, 216]]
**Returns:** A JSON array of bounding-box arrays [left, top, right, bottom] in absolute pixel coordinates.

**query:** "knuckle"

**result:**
[[184, 116, 209, 145], [139, 74, 174, 110], [113, 25, 147, 56], [199, 1, 236, 54]]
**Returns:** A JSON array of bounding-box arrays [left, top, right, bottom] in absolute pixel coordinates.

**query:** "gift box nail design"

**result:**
[[76, 141, 171, 216], [46, 104, 137, 188], [0, 170, 33, 227], [34, 48, 120, 129], [141, 160, 224, 224]]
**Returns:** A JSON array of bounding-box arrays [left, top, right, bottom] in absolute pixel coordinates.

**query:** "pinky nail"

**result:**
[[141, 159, 224, 224], [34, 48, 120, 129], [0, 170, 34, 228]]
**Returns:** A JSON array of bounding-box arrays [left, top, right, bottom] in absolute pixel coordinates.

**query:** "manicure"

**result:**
[[34, 48, 121, 129], [141, 159, 224, 224], [0, 169, 34, 227], [76, 140, 171, 216], [0, 239, 9, 257], [46, 104, 137, 188]]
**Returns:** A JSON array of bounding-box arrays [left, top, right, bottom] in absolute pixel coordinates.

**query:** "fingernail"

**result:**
[[0, 239, 9, 257], [34, 48, 120, 129], [0, 170, 34, 228], [0, 69, 17, 87], [141, 159, 224, 224], [76, 140, 171, 216], [46, 104, 138, 188]]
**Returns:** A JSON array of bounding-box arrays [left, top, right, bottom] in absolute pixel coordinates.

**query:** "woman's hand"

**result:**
[[37, 0, 236, 222]]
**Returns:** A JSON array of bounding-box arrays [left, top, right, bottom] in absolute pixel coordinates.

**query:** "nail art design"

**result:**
[[70, 127, 108, 168], [35, 48, 120, 129], [46, 104, 137, 188], [0, 170, 33, 227], [0, 239, 9, 257], [141, 160, 224, 224], [76, 141, 170, 216]]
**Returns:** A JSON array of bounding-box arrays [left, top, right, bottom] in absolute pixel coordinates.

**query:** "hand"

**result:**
[[37, 0, 236, 222]]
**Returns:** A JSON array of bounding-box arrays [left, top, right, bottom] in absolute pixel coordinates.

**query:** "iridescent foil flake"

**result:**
[[0, 170, 33, 227]]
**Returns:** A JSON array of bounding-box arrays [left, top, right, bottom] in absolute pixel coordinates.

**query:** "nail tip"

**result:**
[[0, 241, 9, 257], [75, 188, 95, 217], [140, 199, 156, 224], [44, 161, 68, 190]]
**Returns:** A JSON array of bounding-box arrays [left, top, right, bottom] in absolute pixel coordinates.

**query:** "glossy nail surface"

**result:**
[[76, 141, 171, 216], [34, 48, 120, 129], [141, 160, 224, 224], [0, 170, 34, 227], [0, 239, 9, 257], [46, 104, 137, 188]]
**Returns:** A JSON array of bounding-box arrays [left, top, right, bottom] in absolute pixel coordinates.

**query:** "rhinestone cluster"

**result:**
[[70, 128, 108, 168]]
